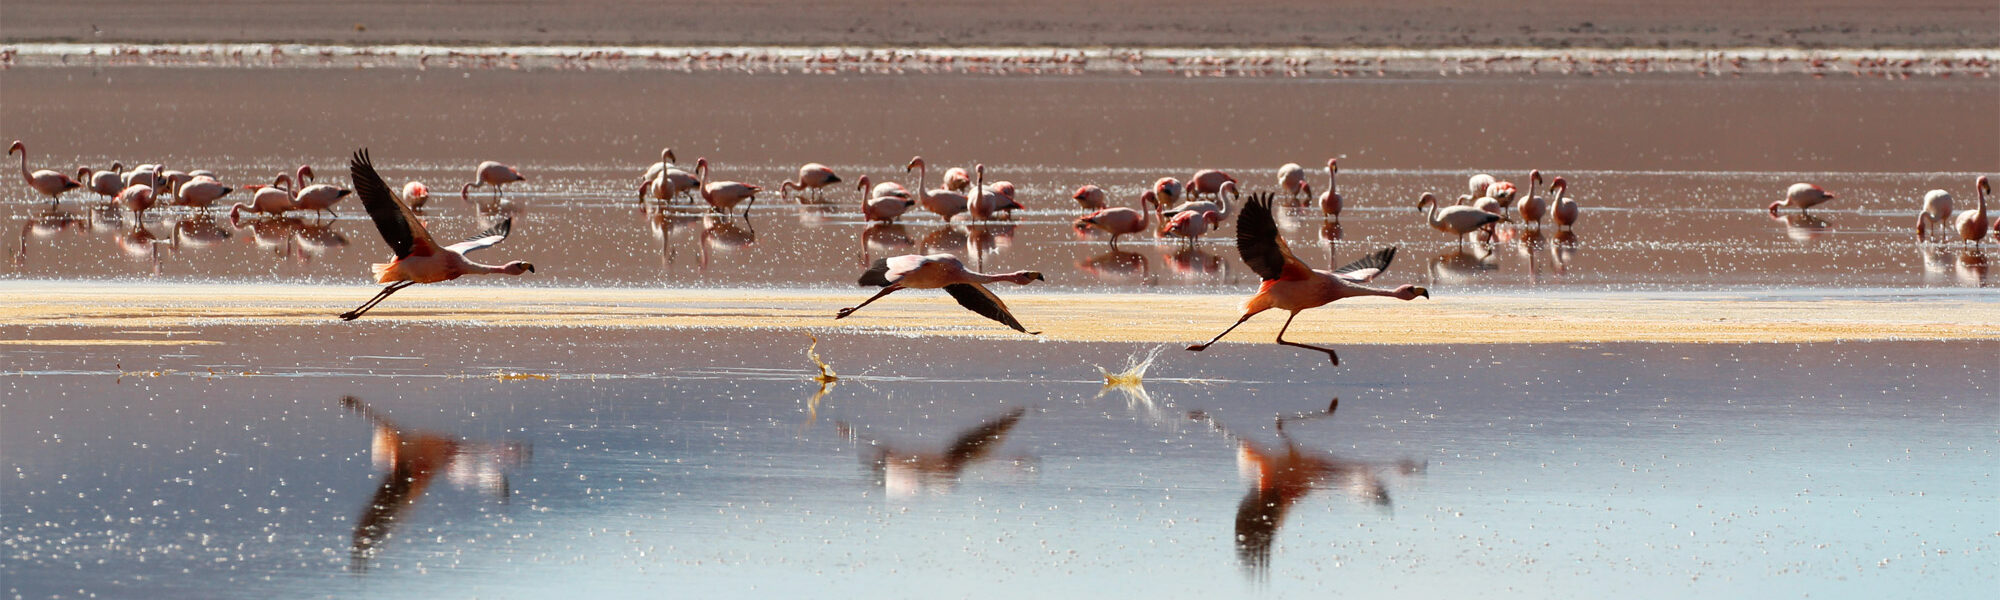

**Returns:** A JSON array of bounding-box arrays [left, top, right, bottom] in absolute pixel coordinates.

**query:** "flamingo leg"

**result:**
[[340, 281, 415, 321], [835, 284, 904, 319], [1274, 311, 1340, 365], [1187, 311, 1257, 352]]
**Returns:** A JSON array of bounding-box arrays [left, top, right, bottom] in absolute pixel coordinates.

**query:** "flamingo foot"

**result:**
[[835, 307, 858, 319]]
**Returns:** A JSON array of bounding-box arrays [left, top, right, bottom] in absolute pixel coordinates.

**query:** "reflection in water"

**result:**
[[644, 203, 706, 268], [116, 225, 165, 274], [293, 220, 350, 258], [700, 215, 756, 271], [169, 214, 233, 251], [920, 224, 969, 256], [14, 205, 88, 264], [860, 222, 916, 267], [341, 396, 531, 572], [1428, 245, 1499, 285], [1953, 248, 1988, 286], [1189, 399, 1425, 579], [964, 223, 1017, 271], [1077, 249, 1149, 284], [1164, 247, 1224, 280], [237, 216, 305, 257], [837, 407, 1032, 497], [1774, 213, 1834, 243], [1550, 230, 1580, 274]]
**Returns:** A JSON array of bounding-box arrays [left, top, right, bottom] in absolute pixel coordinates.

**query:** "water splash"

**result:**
[[805, 333, 837, 383], [1098, 344, 1167, 387]]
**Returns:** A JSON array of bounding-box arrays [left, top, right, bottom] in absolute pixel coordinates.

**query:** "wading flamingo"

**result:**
[[1074, 191, 1159, 249], [1949, 176, 1990, 244], [467, 160, 526, 203], [292, 167, 352, 220], [1548, 177, 1578, 230], [1468, 173, 1495, 199], [1161, 210, 1224, 246], [639, 147, 678, 184], [81, 164, 125, 200], [339, 149, 535, 321], [116, 184, 158, 226], [857, 174, 910, 201], [906, 156, 969, 220], [835, 254, 1045, 333], [9, 141, 81, 204], [1163, 180, 1232, 220], [693, 158, 761, 216], [1514, 170, 1547, 228], [1317, 159, 1342, 219], [1917, 189, 1952, 240], [401, 181, 431, 209], [1153, 177, 1184, 209], [230, 175, 296, 226], [1189, 169, 1237, 200], [780, 162, 842, 202], [942, 166, 972, 194], [1187, 193, 1427, 365], [969, 165, 1024, 220], [1420, 192, 1504, 240], [1770, 183, 1835, 215], [1277, 163, 1307, 203], [1072, 185, 1108, 210], [170, 177, 233, 209]]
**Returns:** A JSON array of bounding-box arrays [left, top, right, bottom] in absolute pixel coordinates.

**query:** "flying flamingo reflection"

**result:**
[[836, 407, 1031, 497], [341, 396, 529, 572]]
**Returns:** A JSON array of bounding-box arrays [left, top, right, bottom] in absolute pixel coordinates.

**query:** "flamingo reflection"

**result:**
[[1076, 249, 1150, 284], [644, 203, 705, 268], [341, 396, 529, 572], [699, 214, 755, 272], [1427, 245, 1499, 285], [13, 205, 88, 265], [1164, 246, 1224, 280], [169, 214, 233, 251], [836, 407, 1032, 497], [1773, 213, 1834, 244], [860, 222, 916, 266], [1188, 400, 1425, 579], [292, 219, 350, 258]]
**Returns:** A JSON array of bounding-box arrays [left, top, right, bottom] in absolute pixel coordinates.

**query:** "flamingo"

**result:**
[[1486, 179, 1519, 210], [1153, 177, 1185, 210], [230, 175, 297, 226], [693, 158, 761, 216], [1163, 181, 1233, 220], [639, 165, 701, 205], [1186, 193, 1427, 365], [115, 184, 158, 226], [1468, 173, 1496, 199], [1317, 159, 1342, 219], [1160, 210, 1224, 246], [1770, 182, 1835, 215], [856, 174, 910, 201], [835, 254, 1045, 333], [1071, 185, 1108, 210], [860, 175, 917, 222], [81, 163, 125, 200], [1074, 191, 1159, 249], [1277, 163, 1307, 202], [338, 149, 535, 321], [969, 164, 1024, 220], [1949, 176, 1991, 244], [639, 147, 678, 184], [1189, 169, 1237, 200], [1421, 192, 1504, 240], [1549, 177, 1578, 230], [905, 156, 969, 220], [401, 181, 431, 209], [123, 164, 162, 190], [466, 160, 526, 203], [781, 162, 842, 202], [1917, 189, 1953, 240], [292, 166, 352, 220], [942, 166, 972, 193], [170, 177, 233, 209], [1514, 170, 1548, 228], [9, 141, 81, 204]]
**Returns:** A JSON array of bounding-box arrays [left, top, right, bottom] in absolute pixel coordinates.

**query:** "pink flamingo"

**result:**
[[1186, 193, 1426, 365], [1770, 183, 1835, 215], [639, 147, 678, 184], [1917, 189, 1953, 240], [1074, 191, 1159, 249], [860, 175, 917, 222], [401, 181, 431, 209], [9, 141, 80, 204], [115, 184, 158, 226], [1317, 159, 1342, 219], [1548, 177, 1578, 230], [1153, 177, 1185, 209], [230, 174, 297, 226], [835, 254, 1046, 334], [1419, 192, 1505, 241], [1072, 185, 1108, 210], [693, 158, 761, 216], [292, 165, 353, 220], [969, 165, 1024, 220], [905, 156, 969, 220], [1949, 176, 1990, 244], [467, 160, 526, 203], [1189, 169, 1237, 200], [780, 162, 842, 202], [339, 149, 535, 321], [1277, 163, 1307, 203], [1161, 210, 1224, 246], [942, 167, 972, 194], [1468, 173, 1496, 199], [170, 177, 233, 209], [80, 163, 125, 200], [856, 174, 910, 201], [1514, 170, 1548, 228]]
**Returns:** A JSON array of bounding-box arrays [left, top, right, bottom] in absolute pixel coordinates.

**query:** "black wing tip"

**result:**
[[1336, 246, 1398, 275], [857, 258, 892, 287]]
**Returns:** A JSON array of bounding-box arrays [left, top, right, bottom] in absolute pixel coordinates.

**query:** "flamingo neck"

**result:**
[[14, 147, 29, 182], [1327, 165, 1338, 196]]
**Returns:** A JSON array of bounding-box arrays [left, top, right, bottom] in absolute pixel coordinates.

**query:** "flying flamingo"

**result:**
[[1949, 176, 1990, 245], [1074, 191, 1159, 249], [693, 158, 761, 216], [229, 175, 297, 226], [1917, 189, 1953, 240], [1421, 192, 1504, 240], [969, 165, 1024, 220], [466, 160, 526, 203], [781, 162, 842, 202], [1468, 173, 1496, 199], [1188, 169, 1237, 200], [338, 149, 535, 321], [80, 163, 125, 200], [1317, 159, 1342, 219], [1514, 170, 1548, 228], [1277, 163, 1307, 203], [1187, 193, 1427, 365], [1548, 177, 1578, 230], [9, 141, 81, 204], [1071, 185, 1108, 210], [835, 254, 1046, 333], [1770, 183, 1835, 215], [905, 156, 969, 220]]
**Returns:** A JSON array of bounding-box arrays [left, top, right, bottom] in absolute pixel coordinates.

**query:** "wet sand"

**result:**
[[4, 1, 1996, 49], [4, 282, 1995, 345]]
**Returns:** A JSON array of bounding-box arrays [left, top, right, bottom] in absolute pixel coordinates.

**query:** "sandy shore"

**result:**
[[3, 1, 1994, 50], [3, 283, 1993, 346]]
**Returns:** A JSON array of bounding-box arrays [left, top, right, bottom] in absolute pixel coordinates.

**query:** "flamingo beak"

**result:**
[[1029, 272, 1046, 281], [1415, 287, 1430, 299], [524, 263, 536, 273]]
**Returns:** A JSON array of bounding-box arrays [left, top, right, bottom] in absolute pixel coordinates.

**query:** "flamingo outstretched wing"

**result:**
[[1236, 192, 1312, 281], [940, 407, 1028, 470], [1332, 247, 1397, 282], [351, 149, 438, 258], [943, 283, 1033, 333], [445, 218, 513, 255]]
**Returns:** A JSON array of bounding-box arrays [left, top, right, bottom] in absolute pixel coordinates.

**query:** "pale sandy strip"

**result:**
[[2, 283, 1994, 346]]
